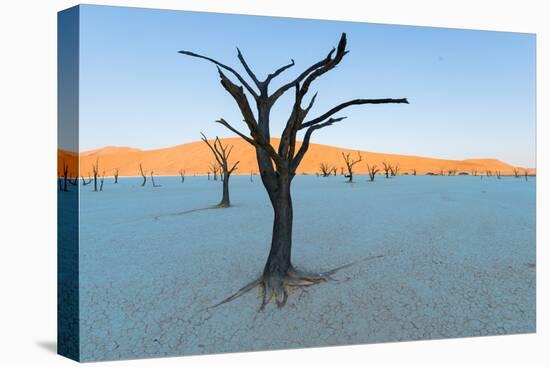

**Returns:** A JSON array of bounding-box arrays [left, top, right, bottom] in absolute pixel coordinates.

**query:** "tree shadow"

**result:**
[[36, 340, 57, 354]]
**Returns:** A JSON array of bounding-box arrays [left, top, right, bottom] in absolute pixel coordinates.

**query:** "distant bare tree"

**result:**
[[92, 159, 99, 192], [250, 170, 254, 182], [150, 170, 161, 187], [513, 167, 520, 178], [332, 167, 337, 176], [366, 163, 380, 182], [319, 162, 333, 177], [471, 169, 478, 176], [81, 174, 92, 186], [113, 168, 119, 184], [382, 161, 392, 178], [342, 151, 362, 183], [389, 163, 400, 177], [209, 161, 219, 181], [447, 168, 457, 176], [411, 168, 417, 176], [139, 163, 147, 186], [201, 133, 240, 207], [340, 167, 344, 176], [524, 169, 529, 181], [485, 169, 492, 177], [179, 169, 186, 183], [99, 170, 105, 191], [439, 167, 445, 176], [61, 159, 70, 192], [495, 170, 501, 179]]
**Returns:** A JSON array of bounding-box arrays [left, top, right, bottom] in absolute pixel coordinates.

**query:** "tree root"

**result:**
[[209, 255, 384, 310]]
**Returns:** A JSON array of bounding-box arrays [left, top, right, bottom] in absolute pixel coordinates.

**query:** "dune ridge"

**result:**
[[58, 138, 533, 177]]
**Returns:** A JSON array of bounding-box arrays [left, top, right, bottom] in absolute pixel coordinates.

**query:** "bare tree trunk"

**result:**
[[219, 172, 231, 207], [139, 163, 147, 186], [263, 174, 293, 278]]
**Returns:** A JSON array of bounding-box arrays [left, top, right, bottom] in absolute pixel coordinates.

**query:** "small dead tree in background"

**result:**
[[485, 169, 492, 177], [113, 168, 119, 184], [332, 167, 337, 176], [382, 161, 392, 178], [201, 133, 240, 207], [447, 168, 457, 176], [92, 159, 99, 192], [209, 162, 219, 181], [81, 174, 92, 186], [390, 163, 400, 177], [150, 170, 161, 187], [471, 169, 478, 176], [319, 162, 333, 177], [342, 151, 362, 183], [250, 170, 254, 182], [99, 171, 105, 191], [366, 163, 380, 182], [524, 169, 529, 181], [139, 163, 147, 186], [513, 168, 520, 178], [179, 169, 186, 183], [411, 168, 417, 176], [61, 160, 70, 192], [495, 170, 501, 179], [439, 167, 445, 176]]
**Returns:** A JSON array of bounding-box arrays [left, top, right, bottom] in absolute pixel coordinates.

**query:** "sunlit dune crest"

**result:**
[[58, 138, 534, 177]]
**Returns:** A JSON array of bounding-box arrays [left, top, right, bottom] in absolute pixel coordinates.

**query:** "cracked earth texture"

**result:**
[[77, 175, 535, 361]]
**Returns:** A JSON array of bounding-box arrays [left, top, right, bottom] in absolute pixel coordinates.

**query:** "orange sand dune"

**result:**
[[60, 138, 533, 177]]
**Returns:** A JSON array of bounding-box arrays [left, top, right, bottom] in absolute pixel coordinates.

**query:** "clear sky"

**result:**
[[76, 5, 536, 167]]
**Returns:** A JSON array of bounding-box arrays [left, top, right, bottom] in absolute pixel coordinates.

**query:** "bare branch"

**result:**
[[268, 35, 342, 104], [265, 59, 295, 84], [178, 50, 259, 98], [236, 48, 261, 88], [292, 117, 346, 168], [301, 98, 409, 129]]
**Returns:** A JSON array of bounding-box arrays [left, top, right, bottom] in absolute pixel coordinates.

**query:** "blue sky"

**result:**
[[76, 5, 536, 166]]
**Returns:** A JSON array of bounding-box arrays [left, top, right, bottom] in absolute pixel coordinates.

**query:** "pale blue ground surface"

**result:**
[[78, 175, 535, 361]]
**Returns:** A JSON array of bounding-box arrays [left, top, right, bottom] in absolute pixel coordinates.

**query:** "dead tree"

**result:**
[[411, 168, 417, 176], [61, 159, 70, 192], [139, 163, 147, 186], [485, 169, 492, 177], [81, 175, 92, 186], [513, 168, 520, 178], [471, 169, 478, 176], [113, 168, 119, 184], [179, 32, 408, 307], [250, 170, 254, 182], [201, 133, 240, 207], [524, 169, 529, 181], [150, 170, 161, 187], [447, 168, 457, 176], [342, 151, 362, 183], [179, 169, 186, 183], [319, 162, 333, 177], [495, 170, 501, 179], [209, 161, 219, 181], [92, 159, 99, 192], [382, 161, 392, 178], [439, 168, 445, 176], [366, 163, 380, 182], [332, 167, 337, 176], [99, 171, 105, 191], [390, 163, 400, 176]]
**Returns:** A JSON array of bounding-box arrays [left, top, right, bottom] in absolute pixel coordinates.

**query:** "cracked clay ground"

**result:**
[[77, 175, 535, 361]]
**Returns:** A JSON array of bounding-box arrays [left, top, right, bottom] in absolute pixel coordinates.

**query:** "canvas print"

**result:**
[[57, 4, 536, 362]]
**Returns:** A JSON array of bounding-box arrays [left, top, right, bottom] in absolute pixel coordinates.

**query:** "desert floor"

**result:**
[[74, 174, 535, 361]]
